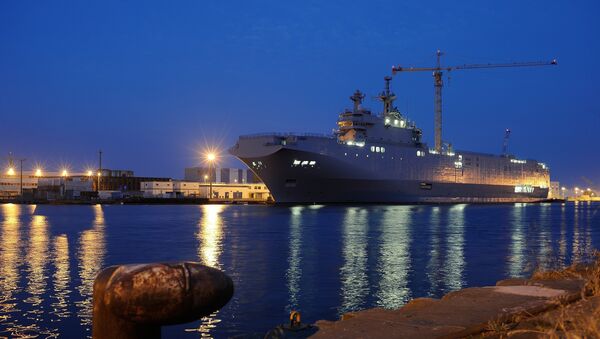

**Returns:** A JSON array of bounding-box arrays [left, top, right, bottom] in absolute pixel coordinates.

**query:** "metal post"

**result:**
[[98, 150, 102, 192], [19, 158, 25, 200], [92, 262, 233, 339], [209, 163, 213, 200]]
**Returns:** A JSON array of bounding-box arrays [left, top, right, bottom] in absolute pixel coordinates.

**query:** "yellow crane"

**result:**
[[391, 50, 557, 153]]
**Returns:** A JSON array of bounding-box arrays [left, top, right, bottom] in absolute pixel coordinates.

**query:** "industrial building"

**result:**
[[141, 180, 271, 201], [184, 167, 261, 184], [36, 177, 94, 200], [95, 168, 171, 192]]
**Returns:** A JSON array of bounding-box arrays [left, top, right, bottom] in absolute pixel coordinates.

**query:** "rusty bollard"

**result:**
[[92, 262, 234, 339]]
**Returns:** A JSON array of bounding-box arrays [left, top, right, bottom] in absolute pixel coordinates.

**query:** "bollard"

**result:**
[[92, 262, 234, 339]]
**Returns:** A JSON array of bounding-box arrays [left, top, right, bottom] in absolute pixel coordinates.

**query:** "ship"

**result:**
[[229, 77, 550, 203]]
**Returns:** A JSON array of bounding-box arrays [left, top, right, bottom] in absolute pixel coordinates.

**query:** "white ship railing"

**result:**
[[239, 132, 334, 139]]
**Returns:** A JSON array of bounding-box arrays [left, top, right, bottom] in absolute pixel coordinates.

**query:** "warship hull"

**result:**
[[231, 137, 549, 204]]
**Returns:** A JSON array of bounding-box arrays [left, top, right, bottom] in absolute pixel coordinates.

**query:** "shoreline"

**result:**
[[310, 258, 600, 338]]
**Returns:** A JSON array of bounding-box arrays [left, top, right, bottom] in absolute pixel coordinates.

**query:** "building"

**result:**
[[36, 176, 94, 200], [184, 167, 261, 183], [140, 181, 174, 198], [548, 181, 561, 199], [0, 171, 41, 198], [95, 168, 171, 192], [141, 180, 271, 201]]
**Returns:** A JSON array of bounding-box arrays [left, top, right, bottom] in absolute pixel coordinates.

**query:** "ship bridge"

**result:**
[[336, 78, 423, 147]]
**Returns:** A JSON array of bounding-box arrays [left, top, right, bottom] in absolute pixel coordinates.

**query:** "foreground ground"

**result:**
[[312, 255, 600, 338]]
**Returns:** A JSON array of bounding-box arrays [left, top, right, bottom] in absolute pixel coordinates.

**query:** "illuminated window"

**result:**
[[370, 146, 375, 152], [417, 150, 425, 157], [381, 147, 385, 153], [309, 161, 316, 166], [301, 161, 309, 166], [376, 146, 380, 152], [293, 160, 301, 166]]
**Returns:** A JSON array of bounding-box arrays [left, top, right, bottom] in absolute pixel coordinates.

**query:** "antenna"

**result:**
[[502, 129, 511, 156]]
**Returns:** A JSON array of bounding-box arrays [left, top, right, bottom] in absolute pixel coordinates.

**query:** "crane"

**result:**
[[502, 128, 511, 156], [391, 50, 557, 153]]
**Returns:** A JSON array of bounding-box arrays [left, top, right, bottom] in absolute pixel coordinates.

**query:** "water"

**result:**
[[0, 202, 598, 338]]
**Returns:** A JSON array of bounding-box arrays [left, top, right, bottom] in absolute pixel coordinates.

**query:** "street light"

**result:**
[[18, 159, 26, 200], [7, 167, 15, 176], [35, 168, 42, 177], [206, 152, 216, 200], [62, 169, 69, 177], [87, 170, 93, 177]]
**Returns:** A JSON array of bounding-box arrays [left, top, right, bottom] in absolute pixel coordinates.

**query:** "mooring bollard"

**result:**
[[92, 262, 234, 339]]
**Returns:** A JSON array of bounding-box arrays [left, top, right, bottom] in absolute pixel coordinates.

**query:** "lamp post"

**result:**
[[206, 153, 216, 200], [19, 158, 26, 201]]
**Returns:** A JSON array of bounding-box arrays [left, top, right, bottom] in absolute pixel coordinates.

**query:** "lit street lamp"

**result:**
[[18, 158, 26, 200], [206, 152, 216, 200]]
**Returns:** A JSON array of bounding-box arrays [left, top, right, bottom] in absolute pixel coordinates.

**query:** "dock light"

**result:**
[[7, 167, 15, 176], [62, 169, 68, 177], [87, 170, 93, 176], [35, 168, 42, 177]]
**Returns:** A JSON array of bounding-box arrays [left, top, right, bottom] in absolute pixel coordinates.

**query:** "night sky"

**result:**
[[1, 1, 598, 187]]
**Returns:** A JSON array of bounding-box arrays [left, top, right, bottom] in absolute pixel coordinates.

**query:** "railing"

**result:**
[[239, 132, 334, 139]]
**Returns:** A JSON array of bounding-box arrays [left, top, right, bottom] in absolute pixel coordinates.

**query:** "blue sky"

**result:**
[[1, 1, 598, 187]]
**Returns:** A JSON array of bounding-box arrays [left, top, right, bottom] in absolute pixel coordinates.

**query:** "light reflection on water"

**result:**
[[339, 208, 369, 314], [75, 204, 106, 331], [376, 206, 411, 308], [0, 202, 598, 338], [188, 205, 225, 338], [444, 204, 465, 291], [286, 206, 304, 312]]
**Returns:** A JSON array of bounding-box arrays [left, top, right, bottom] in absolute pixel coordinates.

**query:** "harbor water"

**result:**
[[0, 202, 598, 338]]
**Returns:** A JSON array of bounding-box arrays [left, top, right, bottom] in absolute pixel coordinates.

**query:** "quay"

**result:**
[[310, 258, 600, 338]]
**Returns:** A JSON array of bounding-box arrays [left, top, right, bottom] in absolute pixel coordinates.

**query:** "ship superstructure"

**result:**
[[230, 77, 550, 203]]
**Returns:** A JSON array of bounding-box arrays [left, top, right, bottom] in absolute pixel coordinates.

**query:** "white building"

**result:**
[[549, 181, 561, 199], [141, 181, 174, 198], [141, 180, 271, 201], [37, 176, 94, 199]]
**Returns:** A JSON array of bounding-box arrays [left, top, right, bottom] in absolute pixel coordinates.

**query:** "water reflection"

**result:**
[[376, 206, 411, 308], [508, 203, 526, 277], [76, 205, 106, 329], [191, 205, 225, 338], [51, 235, 70, 319], [444, 204, 466, 291], [0, 204, 23, 335], [286, 206, 304, 312], [198, 205, 225, 268], [24, 215, 50, 318], [339, 208, 369, 314], [536, 204, 553, 270], [427, 207, 442, 295]]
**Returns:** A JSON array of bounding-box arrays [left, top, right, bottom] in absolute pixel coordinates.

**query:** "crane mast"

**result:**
[[392, 51, 557, 153]]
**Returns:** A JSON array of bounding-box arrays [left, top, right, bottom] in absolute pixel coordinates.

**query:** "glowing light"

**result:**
[[204, 175, 208, 180], [35, 168, 42, 177], [206, 153, 216, 162], [62, 170, 68, 177], [7, 167, 15, 175], [87, 170, 93, 176]]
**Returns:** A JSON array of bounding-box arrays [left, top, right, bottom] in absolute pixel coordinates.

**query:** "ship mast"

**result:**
[[378, 76, 396, 117], [349, 89, 365, 112]]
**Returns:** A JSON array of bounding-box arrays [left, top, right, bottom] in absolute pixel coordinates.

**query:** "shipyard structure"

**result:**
[[230, 77, 550, 204]]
